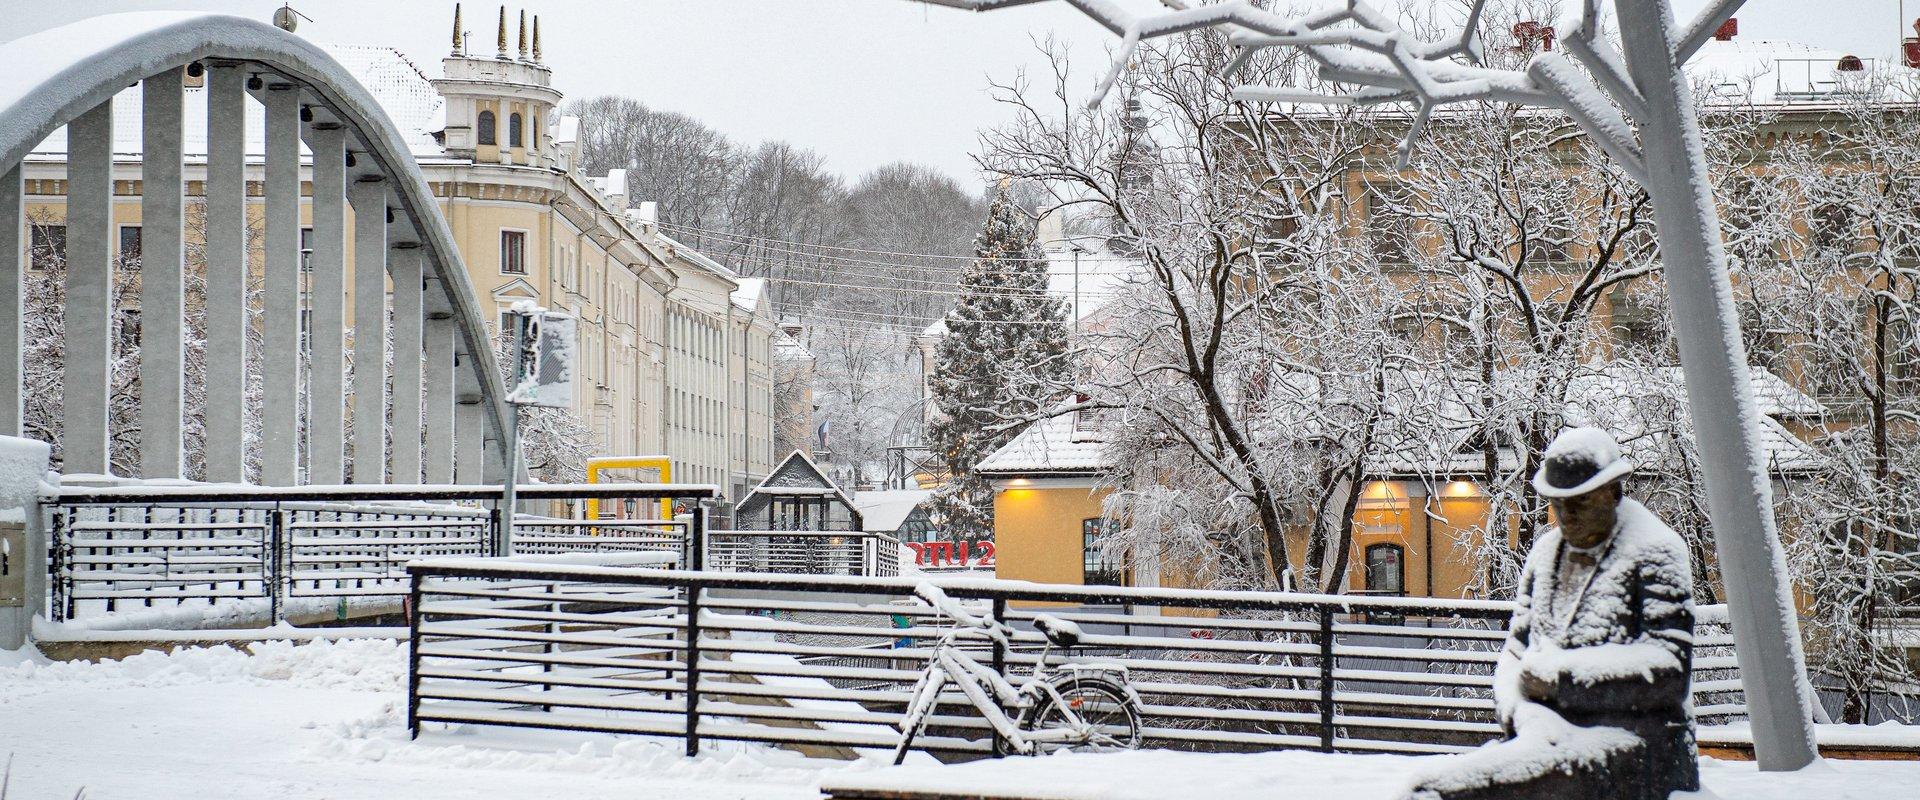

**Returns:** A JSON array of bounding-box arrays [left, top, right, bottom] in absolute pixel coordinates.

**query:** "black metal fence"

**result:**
[[46, 483, 716, 624], [404, 560, 1748, 761]]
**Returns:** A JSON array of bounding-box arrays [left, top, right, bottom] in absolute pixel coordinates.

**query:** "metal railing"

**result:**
[[703, 530, 902, 577], [404, 561, 1746, 760], [45, 483, 716, 624]]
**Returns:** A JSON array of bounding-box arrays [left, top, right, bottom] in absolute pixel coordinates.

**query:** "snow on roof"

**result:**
[[1043, 239, 1145, 324], [732, 277, 767, 312], [987, 366, 1825, 480], [854, 489, 932, 532], [1685, 37, 1881, 106], [773, 328, 814, 361], [27, 43, 446, 160], [976, 406, 1110, 476], [553, 114, 580, 144]]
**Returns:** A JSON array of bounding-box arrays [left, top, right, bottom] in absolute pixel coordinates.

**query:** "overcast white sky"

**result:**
[[6, 1, 1909, 190]]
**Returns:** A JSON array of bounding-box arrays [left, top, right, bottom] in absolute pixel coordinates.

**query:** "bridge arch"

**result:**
[[0, 11, 512, 484]]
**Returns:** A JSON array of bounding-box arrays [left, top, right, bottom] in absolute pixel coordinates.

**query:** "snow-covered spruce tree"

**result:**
[[927, 188, 1070, 545]]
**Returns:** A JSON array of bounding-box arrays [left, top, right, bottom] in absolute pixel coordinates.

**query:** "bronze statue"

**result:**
[[1409, 427, 1698, 800]]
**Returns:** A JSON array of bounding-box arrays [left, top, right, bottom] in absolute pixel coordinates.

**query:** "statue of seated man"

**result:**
[[1409, 427, 1699, 800]]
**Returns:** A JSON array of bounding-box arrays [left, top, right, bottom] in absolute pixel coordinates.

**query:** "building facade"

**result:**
[[15, 8, 775, 499]]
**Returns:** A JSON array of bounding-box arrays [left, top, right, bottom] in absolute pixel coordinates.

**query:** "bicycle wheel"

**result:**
[[1017, 677, 1142, 753]]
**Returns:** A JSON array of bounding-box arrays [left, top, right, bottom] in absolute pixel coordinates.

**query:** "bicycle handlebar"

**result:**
[[915, 581, 1011, 645]]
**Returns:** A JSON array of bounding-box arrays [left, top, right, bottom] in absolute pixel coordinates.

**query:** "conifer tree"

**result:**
[[928, 187, 1070, 545]]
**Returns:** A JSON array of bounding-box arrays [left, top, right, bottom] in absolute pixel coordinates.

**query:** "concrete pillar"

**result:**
[[63, 100, 113, 476], [0, 435, 50, 650], [349, 176, 387, 483], [260, 84, 301, 486], [139, 67, 186, 479], [389, 244, 423, 483], [307, 125, 347, 484], [424, 311, 455, 483], [202, 65, 248, 483], [455, 389, 484, 485], [0, 166, 21, 438]]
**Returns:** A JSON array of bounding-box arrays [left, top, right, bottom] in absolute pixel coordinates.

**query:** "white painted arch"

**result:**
[[0, 11, 511, 478]]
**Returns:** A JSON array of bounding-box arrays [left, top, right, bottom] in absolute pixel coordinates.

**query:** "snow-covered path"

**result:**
[[5, 640, 1919, 799], [0, 640, 833, 800]]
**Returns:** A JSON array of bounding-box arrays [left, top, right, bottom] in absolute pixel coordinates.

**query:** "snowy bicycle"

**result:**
[[892, 582, 1144, 764]]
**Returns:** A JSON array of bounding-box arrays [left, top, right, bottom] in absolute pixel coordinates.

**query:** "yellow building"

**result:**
[[17, 8, 775, 499]]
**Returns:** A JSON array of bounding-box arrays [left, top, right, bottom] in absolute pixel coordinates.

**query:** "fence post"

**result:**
[[407, 570, 423, 739], [1319, 604, 1335, 752], [49, 506, 68, 623], [689, 503, 706, 572], [268, 506, 287, 624], [684, 574, 703, 757], [992, 597, 1009, 758]]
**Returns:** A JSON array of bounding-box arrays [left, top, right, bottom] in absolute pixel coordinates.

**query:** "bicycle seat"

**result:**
[[1033, 614, 1082, 648]]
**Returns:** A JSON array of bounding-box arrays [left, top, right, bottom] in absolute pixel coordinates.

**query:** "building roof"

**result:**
[[1685, 37, 1880, 106], [853, 489, 932, 533], [732, 277, 767, 313], [736, 449, 858, 512], [977, 366, 1828, 480], [975, 406, 1109, 477]]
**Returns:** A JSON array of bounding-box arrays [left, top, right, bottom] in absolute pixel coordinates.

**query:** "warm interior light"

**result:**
[[1443, 480, 1483, 498]]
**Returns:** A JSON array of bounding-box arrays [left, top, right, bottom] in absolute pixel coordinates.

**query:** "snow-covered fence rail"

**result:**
[[43, 483, 716, 627], [703, 530, 903, 577], [403, 562, 1746, 759]]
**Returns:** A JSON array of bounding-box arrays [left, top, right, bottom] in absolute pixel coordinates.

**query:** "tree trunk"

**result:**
[[1616, 0, 1818, 769]]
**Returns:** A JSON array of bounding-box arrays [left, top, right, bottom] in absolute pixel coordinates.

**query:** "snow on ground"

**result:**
[[0, 639, 840, 800], [4, 640, 1918, 799], [820, 748, 1920, 800]]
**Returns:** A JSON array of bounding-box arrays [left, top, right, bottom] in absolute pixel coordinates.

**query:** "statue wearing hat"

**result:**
[[1408, 427, 1698, 800]]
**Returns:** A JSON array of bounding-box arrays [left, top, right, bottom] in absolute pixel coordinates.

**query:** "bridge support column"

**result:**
[[424, 312, 455, 484], [0, 165, 20, 438], [455, 390, 484, 484], [308, 124, 347, 484], [390, 244, 423, 483], [261, 82, 301, 486], [139, 67, 185, 479], [203, 64, 248, 483], [63, 99, 113, 476], [350, 175, 387, 483]]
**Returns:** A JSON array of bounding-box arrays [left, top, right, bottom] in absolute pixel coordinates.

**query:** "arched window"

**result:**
[[508, 113, 523, 147], [476, 109, 496, 145], [529, 114, 539, 149], [1364, 543, 1405, 596]]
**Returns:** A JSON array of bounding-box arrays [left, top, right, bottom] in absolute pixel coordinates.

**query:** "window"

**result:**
[[508, 113, 523, 148], [530, 114, 540, 149], [299, 226, 314, 272], [500, 230, 526, 274], [1364, 543, 1404, 596], [476, 109, 496, 146], [30, 224, 65, 270], [1083, 519, 1127, 586], [1811, 203, 1855, 253], [117, 225, 142, 268], [1364, 182, 1415, 266]]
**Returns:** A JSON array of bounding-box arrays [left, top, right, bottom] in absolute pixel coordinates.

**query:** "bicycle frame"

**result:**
[[897, 613, 1101, 757]]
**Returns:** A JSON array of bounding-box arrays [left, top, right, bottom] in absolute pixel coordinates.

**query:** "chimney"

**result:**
[[1714, 18, 1738, 41]]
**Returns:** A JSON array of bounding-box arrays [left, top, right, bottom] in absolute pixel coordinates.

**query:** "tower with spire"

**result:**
[[434, 4, 559, 166]]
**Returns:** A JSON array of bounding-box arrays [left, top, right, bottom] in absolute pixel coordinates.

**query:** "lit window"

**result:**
[[500, 230, 526, 274], [1364, 543, 1404, 596]]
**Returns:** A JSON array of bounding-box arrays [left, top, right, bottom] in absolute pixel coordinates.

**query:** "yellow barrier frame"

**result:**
[[585, 455, 673, 520]]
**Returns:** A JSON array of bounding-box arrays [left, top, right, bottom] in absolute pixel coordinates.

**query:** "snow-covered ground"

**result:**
[[0, 640, 839, 799], [821, 748, 1920, 800], [4, 639, 1918, 799]]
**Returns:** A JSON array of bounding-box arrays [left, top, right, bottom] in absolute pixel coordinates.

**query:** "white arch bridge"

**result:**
[[0, 13, 755, 645]]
